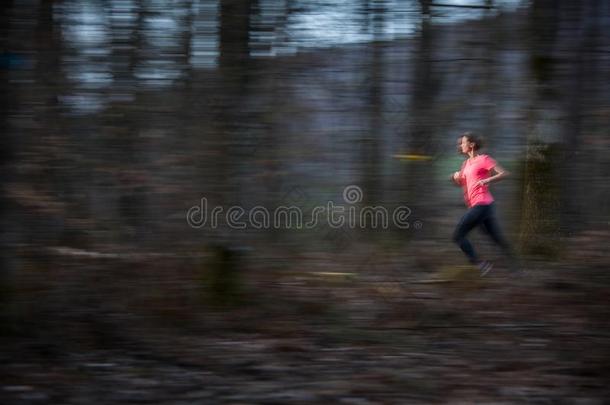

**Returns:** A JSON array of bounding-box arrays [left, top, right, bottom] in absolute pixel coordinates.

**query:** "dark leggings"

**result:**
[[452, 203, 513, 264]]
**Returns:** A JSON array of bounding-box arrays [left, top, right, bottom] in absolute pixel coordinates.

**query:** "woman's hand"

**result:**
[[452, 171, 462, 185]]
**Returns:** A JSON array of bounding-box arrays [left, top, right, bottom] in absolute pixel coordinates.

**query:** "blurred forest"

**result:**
[[1, 0, 610, 403]]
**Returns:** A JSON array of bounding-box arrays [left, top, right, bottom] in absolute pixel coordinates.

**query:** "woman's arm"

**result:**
[[451, 161, 466, 186], [479, 163, 510, 186], [451, 171, 463, 186]]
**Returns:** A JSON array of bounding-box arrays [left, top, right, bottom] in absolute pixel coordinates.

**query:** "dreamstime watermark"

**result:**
[[186, 185, 422, 230]]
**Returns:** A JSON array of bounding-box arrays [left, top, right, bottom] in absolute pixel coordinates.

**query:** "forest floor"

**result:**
[[1, 230, 609, 404]]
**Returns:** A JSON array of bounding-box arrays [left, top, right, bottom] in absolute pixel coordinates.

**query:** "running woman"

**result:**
[[451, 132, 518, 276]]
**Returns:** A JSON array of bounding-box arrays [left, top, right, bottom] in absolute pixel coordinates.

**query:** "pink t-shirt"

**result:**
[[458, 154, 497, 208]]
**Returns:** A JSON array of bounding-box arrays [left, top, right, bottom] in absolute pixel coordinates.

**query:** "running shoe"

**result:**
[[478, 260, 494, 277]]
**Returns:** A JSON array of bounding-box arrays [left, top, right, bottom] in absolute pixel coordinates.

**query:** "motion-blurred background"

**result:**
[[1, 1, 609, 403]]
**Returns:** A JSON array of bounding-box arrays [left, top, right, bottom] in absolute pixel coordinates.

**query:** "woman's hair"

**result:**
[[461, 132, 484, 151]]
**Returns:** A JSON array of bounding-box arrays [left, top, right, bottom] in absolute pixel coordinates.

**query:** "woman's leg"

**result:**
[[480, 204, 511, 252], [452, 205, 488, 264], [481, 204, 519, 271]]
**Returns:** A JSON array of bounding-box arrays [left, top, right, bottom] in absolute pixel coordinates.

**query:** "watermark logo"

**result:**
[[186, 185, 422, 230]]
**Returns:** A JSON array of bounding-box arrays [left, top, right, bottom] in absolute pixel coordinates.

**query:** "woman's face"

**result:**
[[458, 136, 473, 154]]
